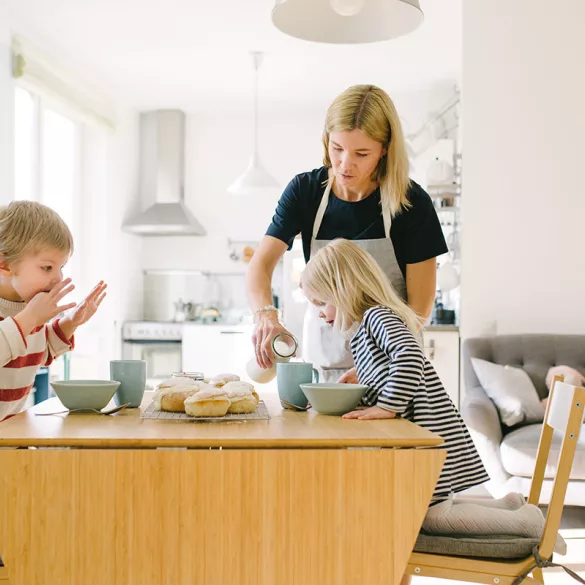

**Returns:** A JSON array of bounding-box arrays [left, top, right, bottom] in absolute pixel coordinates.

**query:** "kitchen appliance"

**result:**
[[122, 110, 206, 236], [122, 321, 183, 390]]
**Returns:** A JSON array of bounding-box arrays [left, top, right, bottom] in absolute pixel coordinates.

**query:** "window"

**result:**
[[13, 86, 81, 281]]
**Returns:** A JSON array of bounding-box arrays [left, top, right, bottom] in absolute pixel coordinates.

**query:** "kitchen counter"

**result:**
[[0, 393, 446, 585]]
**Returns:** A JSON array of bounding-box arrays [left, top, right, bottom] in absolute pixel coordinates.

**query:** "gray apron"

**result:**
[[302, 177, 408, 383]]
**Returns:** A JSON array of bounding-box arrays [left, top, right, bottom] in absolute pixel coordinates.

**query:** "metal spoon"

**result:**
[[280, 399, 311, 412], [35, 403, 131, 416]]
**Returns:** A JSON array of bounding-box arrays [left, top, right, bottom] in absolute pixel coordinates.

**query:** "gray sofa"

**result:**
[[461, 334, 585, 506]]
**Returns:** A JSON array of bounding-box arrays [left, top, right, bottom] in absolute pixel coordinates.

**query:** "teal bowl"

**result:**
[[50, 380, 121, 411], [300, 383, 369, 416]]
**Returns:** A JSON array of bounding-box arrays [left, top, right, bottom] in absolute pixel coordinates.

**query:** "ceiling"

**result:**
[[6, 0, 461, 112]]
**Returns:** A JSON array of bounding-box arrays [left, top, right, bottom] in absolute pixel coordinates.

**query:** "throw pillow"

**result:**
[[470, 358, 545, 426]]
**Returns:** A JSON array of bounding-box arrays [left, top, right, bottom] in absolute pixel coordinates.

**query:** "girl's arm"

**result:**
[[367, 308, 425, 413]]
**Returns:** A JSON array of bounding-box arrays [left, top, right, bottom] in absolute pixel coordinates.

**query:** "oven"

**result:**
[[122, 322, 183, 390]]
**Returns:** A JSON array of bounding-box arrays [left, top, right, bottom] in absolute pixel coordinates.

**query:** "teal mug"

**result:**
[[277, 362, 319, 410], [110, 360, 147, 408]]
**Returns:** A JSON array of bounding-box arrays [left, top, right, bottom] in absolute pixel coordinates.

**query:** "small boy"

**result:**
[[0, 201, 106, 420]]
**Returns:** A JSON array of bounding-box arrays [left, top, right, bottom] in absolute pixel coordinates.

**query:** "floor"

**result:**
[[413, 506, 585, 585]]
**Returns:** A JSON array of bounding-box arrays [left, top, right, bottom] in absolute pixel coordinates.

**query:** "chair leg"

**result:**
[[532, 567, 544, 585]]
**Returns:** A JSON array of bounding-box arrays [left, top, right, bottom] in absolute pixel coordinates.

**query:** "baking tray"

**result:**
[[140, 400, 270, 422]]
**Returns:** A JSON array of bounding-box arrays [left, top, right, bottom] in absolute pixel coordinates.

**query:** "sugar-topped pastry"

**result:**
[[209, 373, 241, 387], [223, 381, 258, 414], [184, 387, 231, 417], [154, 379, 210, 412]]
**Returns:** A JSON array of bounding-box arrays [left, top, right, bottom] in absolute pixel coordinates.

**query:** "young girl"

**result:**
[[302, 239, 563, 546], [301, 238, 490, 505]]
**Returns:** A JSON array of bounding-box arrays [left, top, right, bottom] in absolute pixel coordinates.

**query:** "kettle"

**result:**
[[173, 299, 188, 322]]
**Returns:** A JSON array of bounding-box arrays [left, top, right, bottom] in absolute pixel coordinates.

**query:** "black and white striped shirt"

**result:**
[[350, 306, 489, 502]]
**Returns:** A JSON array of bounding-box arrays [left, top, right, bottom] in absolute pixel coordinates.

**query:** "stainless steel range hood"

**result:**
[[123, 110, 206, 236]]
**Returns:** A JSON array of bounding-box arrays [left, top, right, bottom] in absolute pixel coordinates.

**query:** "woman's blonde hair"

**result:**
[[301, 239, 423, 335], [322, 84, 411, 217], [0, 201, 74, 265]]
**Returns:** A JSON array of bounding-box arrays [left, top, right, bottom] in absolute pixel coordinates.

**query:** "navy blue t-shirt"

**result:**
[[266, 166, 448, 278]]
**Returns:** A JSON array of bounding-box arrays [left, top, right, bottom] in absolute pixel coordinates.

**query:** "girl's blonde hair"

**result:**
[[301, 239, 423, 335], [322, 84, 411, 217], [0, 201, 74, 265]]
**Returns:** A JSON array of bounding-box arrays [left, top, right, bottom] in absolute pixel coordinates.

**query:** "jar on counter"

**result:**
[[171, 371, 205, 382], [246, 333, 298, 384]]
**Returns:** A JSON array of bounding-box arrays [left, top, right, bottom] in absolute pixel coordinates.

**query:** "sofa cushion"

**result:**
[[501, 424, 585, 479], [471, 358, 545, 426]]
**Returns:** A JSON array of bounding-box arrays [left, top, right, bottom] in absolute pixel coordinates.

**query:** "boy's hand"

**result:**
[[15, 279, 76, 335], [342, 406, 397, 420], [60, 281, 107, 334]]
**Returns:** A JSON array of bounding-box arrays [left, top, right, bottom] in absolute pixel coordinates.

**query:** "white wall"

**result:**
[[460, 0, 585, 339], [71, 109, 143, 379], [0, 8, 14, 205]]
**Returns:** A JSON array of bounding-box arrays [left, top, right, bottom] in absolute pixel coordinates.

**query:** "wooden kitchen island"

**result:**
[[0, 393, 445, 585]]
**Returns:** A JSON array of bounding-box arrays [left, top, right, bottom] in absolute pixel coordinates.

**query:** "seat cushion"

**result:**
[[501, 424, 585, 479], [413, 532, 539, 559]]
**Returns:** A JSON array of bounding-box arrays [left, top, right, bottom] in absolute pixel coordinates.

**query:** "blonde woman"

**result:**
[[302, 239, 562, 565], [246, 84, 447, 382]]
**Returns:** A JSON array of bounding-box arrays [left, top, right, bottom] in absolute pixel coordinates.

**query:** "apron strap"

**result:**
[[312, 178, 333, 241]]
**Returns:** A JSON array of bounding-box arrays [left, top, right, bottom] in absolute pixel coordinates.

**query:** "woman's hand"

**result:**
[[252, 312, 293, 369], [338, 367, 358, 384], [342, 406, 397, 420]]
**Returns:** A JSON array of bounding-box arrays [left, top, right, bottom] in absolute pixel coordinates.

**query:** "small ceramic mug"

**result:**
[[276, 361, 319, 410], [110, 360, 147, 408]]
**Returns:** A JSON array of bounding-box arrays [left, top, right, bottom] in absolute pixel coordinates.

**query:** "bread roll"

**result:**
[[154, 380, 210, 412], [223, 381, 257, 414], [209, 373, 241, 387], [184, 388, 230, 417]]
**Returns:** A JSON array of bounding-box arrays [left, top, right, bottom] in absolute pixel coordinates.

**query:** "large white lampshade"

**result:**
[[271, 0, 424, 44]]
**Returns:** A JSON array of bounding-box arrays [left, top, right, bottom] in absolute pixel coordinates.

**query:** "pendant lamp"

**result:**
[[271, 0, 423, 44], [228, 52, 280, 195]]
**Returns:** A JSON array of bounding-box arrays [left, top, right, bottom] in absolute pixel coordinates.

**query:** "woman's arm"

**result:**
[[405, 257, 437, 323], [246, 236, 288, 311], [246, 236, 291, 368]]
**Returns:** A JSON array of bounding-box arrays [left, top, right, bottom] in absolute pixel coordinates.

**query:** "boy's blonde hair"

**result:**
[[301, 239, 423, 335], [0, 201, 74, 265], [322, 84, 411, 217]]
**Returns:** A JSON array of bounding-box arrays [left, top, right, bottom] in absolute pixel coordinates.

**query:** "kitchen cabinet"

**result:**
[[182, 324, 254, 382], [422, 328, 460, 408]]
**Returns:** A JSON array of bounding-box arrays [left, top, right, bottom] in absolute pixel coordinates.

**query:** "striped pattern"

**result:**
[[351, 306, 489, 502], [0, 298, 74, 421]]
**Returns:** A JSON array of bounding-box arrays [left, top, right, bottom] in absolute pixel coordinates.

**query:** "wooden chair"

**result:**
[[407, 376, 585, 585]]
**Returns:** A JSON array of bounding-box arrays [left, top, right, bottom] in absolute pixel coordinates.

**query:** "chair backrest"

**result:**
[[528, 375, 585, 559]]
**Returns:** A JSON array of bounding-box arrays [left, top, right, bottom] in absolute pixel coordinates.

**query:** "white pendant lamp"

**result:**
[[228, 52, 280, 195], [271, 0, 423, 44]]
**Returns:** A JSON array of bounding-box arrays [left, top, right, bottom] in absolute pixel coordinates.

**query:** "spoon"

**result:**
[[35, 403, 131, 416]]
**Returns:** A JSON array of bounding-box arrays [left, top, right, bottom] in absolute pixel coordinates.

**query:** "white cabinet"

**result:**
[[422, 329, 460, 408], [182, 324, 254, 382]]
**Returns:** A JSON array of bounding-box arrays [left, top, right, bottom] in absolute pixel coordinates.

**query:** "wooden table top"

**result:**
[[0, 392, 444, 449]]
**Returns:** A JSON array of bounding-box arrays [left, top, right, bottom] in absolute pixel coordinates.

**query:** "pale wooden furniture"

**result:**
[[0, 393, 446, 585], [407, 376, 585, 585]]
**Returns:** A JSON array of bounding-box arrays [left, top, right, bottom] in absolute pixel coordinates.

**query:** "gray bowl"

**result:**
[[50, 380, 121, 411], [300, 383, 369, 416]]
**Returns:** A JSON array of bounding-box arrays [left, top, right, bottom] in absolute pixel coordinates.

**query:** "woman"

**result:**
[[246, 84, 447, 383]]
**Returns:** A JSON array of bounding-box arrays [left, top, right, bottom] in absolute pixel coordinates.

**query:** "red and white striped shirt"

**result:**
[[0, 298, 74, 420]]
